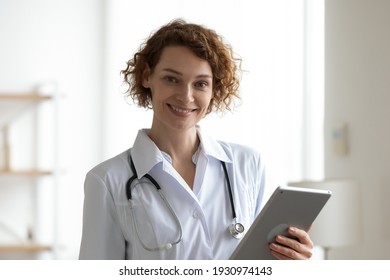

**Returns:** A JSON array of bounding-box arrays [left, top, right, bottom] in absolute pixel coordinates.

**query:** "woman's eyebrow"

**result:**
[[162, 68, 182, 75], [162, 68, 212, 79]]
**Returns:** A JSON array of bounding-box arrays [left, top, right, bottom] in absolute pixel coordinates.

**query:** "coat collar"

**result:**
[[131, 126, 231, 178]]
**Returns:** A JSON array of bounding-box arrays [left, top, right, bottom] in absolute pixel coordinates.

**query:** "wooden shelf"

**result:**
[[0, 244, 51, 253], [0, 169, 52, 177], [0, 92, 52, 127], [0, 93, 51, 100]]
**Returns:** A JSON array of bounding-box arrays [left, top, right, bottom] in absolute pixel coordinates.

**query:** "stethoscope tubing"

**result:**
[[126, 153, 183, 251], [126, 150, 244, 251], [221, 161, 237, 221], [127, 153, 237, 221]]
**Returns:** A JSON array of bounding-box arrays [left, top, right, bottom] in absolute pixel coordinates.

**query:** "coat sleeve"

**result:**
[[79, 171, 126, 259]]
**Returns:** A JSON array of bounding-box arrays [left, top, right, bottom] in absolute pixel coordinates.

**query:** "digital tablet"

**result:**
[[229, 185, 331, 260]]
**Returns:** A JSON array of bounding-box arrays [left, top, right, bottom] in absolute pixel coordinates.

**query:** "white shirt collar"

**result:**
[[196, 125, 231, 163], [131, 126, 231, 178]]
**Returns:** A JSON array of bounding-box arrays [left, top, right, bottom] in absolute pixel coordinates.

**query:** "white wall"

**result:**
[[325, 0, 390, 259], [0, 0, 104, 259]]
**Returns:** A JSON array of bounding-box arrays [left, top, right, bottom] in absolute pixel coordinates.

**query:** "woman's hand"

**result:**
[[268, 227, 313, 260]]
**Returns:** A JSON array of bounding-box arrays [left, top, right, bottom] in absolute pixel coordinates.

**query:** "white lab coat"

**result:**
[[79, 127, 267, 259]]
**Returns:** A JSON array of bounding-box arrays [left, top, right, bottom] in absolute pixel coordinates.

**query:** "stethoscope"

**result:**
[[126, 152, 245, 252]]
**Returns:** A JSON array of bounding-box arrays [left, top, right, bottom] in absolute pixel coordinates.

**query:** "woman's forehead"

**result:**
[[154, 46, 213, 77]]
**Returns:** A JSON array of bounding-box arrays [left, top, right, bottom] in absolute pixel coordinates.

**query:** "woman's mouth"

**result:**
[[168, 104, 196, 116]]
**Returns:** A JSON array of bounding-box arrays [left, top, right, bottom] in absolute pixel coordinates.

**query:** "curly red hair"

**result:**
[[121, 19, 241, 113]]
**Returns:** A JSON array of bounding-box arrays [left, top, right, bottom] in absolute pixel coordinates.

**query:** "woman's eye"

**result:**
[[195, 81, 208, 88], [164, 76, 178, 83]]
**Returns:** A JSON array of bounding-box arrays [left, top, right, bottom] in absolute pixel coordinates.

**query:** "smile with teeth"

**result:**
[[169, 104, 195, 113]]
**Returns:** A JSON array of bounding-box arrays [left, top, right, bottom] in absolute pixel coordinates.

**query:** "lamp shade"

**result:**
[[288, 179, 362, 248]]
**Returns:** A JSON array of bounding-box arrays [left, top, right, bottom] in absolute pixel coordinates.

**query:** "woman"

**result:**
[[79, 19, 313, 260]]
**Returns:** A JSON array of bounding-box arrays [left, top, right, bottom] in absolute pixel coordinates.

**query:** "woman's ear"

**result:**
[[142, 64, 151, 88]]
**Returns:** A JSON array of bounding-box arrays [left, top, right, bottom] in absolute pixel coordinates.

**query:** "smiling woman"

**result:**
[[79, 19, 315, 260]]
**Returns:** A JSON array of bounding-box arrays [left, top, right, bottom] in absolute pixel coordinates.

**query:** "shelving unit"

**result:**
[[0, 92, 57, 258]]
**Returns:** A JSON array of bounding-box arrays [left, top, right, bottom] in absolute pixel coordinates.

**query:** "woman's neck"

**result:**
[[148, 124, 199, 189], [148, 125, 199, 163]]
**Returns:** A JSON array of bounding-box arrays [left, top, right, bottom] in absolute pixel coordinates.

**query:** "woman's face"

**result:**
[[142, 46, 213, 133]]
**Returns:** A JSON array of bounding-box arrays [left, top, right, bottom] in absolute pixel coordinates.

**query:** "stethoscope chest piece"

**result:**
[[229, 221, 245, 239]]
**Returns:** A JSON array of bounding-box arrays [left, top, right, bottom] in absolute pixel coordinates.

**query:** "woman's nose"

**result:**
[[176, 84, 194, 104]]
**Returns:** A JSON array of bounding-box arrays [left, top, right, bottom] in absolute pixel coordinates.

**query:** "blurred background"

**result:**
[[0, 0, 389, 260]]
